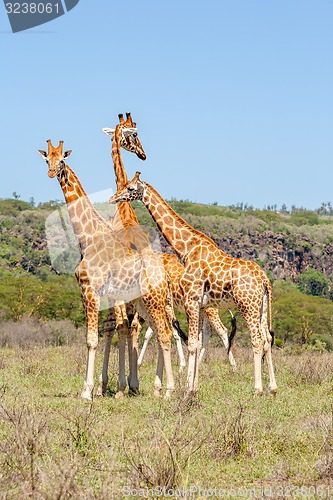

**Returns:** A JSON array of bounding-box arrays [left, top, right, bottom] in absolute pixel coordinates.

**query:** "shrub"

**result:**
[[297, 268, 330, 298]]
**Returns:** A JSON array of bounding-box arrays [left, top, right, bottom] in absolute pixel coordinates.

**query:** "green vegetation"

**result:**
[[0, 274, 85, 326], [297, 268, 330, 298], [273, 280, 333, 349], [1, 344, 333, 496], [2, 196, 333, 350]]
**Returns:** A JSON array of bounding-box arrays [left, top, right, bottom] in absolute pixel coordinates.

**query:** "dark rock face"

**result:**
[[159, 228, 333, 282]]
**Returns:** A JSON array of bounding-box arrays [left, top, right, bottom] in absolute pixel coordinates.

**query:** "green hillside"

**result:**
[[1, 196, 333, 350]]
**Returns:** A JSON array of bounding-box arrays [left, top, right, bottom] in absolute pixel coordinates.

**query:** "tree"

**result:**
[[273, 280, 333, 346], [297, 268, 329, 298]]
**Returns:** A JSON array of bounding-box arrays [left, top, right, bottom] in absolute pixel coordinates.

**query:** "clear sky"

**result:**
[[1, 0, 332, 210]]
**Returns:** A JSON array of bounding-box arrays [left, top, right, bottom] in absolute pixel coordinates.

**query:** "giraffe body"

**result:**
[[109, 173, 277, 395], [38, 142, 175, 400]]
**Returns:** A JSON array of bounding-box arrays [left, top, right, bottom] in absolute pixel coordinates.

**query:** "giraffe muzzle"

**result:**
[[137, 151, 146, 161], [48, 169, 57, 178]]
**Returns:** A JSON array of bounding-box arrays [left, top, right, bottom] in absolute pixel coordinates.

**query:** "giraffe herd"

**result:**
[[38, 113, 277, 400]]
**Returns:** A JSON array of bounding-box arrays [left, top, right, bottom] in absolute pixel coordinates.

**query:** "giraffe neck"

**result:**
[[111, 130, 139, 229], [112, 129, 129, 189], [58, 164, 112, 250], [141, 182, 217, 261]]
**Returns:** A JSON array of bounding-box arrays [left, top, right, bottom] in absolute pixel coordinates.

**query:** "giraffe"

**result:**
[[98, 111, 149, 398], [100, 113, 187, 388], [38, 141, 176, 400], [109, 172, 278, 396], [102, 113, 236, 373]]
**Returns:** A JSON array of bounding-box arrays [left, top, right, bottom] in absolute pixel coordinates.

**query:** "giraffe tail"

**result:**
[[227, 310, 237, 354], [172, 318, 188, 345]]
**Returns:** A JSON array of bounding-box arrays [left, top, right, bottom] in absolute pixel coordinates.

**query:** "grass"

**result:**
[[1, 343, 333, 498]]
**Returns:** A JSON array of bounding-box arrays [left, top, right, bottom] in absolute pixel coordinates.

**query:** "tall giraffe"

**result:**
[[103, 113, 236, 371], [38, 141, 176, 400], [109, 172, 277, 396], [100, 113, 186, 389], [98, 112, 149, 398]]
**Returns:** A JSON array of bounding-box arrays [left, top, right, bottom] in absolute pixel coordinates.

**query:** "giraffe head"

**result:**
[[109, 171, 145, 204], [102, 112, 146, 161], [38, 140, 72, 178]]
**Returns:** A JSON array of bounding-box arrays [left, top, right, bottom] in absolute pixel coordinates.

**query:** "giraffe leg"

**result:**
[[97, 331, 112, 396], [214, 322, 237, 370], [97, 306, 116, 396], [172, 327, 186, 372], [138, 327, 154, 367], [265, 345, 278, 394], [81, 293, 100, 401], [193, 327, 202, 392], [204, 308, 237, 370], [253, 346, 264, 395], [162, 342, 175, 398], [154, 343, 164, 397], [263, 334, 278, 394], [199, 316, 211, 363], [249, 322, 264, 394], [115, 324, 127, 399], [151, 317, 174, 398], [185, 307, 200, 394], [260, 298, 277, 394], [128, 312, 141, 395], [165, 294, 186, 372]]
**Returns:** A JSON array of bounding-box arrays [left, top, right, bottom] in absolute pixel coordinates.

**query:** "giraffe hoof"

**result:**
[[270, 386, 278, 395], [81, 390, 93, 401], [115, 391, 125, 399], [128, 387, 140, 397], [154, 388, 162, 398], [254, 389, 263, 396], [81, 383, 93, 400], [164, 389, 174, 399], [96, 386, 107, 397]]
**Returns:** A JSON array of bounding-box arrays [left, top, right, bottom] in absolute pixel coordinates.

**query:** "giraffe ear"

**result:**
[[63, 150, 72, 159], [38, 150, 47, 158], [102, 128, 115, 136]]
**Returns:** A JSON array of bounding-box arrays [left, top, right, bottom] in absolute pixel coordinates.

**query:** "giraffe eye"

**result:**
[[132, 133, 137, 138], [128, 186, 135, 192]]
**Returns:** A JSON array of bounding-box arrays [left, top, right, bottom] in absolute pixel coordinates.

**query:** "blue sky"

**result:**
[[1, 0, 332, 210]]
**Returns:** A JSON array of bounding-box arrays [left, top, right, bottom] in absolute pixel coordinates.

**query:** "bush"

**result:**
[[297, 268, 330, 298], [0, 317, 82, 348], [273, 280, 333, 345]]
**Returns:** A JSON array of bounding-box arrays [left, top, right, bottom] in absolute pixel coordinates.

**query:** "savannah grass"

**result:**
[[1, 341, 333, 498]]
